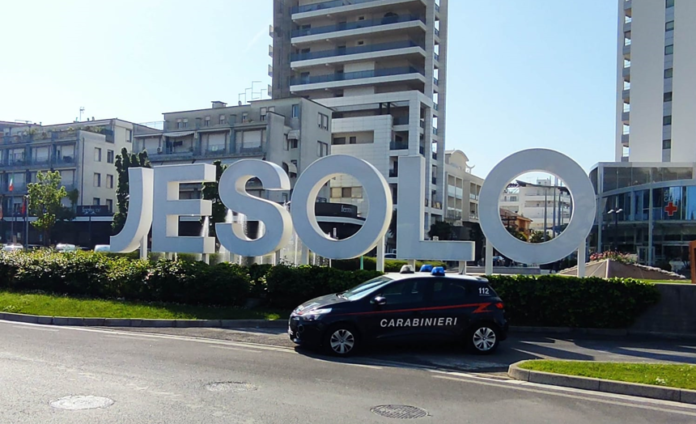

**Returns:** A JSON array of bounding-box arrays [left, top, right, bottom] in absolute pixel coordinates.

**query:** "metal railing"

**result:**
[[292, 15, 424, 37], [292, 0, 379, 14], [389, 169, 399, 177], [291, 66, 425, 86], [434, 78, 439, 86], [390, 141, 408, 150], [291, 40, 424, 62], [392, 116, 409, 125]]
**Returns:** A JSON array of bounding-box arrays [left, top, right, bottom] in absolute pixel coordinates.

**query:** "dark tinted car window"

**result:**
[[379, 279, 427, 305], [432, 280, 468, 303]]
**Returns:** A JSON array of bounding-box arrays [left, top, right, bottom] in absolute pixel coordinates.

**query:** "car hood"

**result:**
[[294, 293, 349, 314]]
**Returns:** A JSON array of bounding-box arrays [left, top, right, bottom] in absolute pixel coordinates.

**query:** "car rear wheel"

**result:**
[[467, 323, 499, 354], [324, 324, 360, 357]]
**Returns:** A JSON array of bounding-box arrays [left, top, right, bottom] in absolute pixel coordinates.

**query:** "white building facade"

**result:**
[[134, 98, 333, 203], [444, 150, 482, 226], [617, 0, 696, 163], [272, 0, 448, 227], [1, 119, 136, 217], [499, 178, 572, 235]]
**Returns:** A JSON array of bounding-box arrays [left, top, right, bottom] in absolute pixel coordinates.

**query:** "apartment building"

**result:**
[[133, 98, 333, 203], [617, 0, 696, 163], [0, 119, 135, 217], [272, 0, 448, 227], [444, 150, 482, 226], [499, 178, 572, 236]]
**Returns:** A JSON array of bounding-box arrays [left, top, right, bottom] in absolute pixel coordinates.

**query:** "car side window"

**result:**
[[379, 280, 427, 305], [431, 281, 468, 304]]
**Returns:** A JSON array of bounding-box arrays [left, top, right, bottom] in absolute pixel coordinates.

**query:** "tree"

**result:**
[[428, 221, 453, 241], [200, 160, 229, 238], [112, 148, 151, 234], [529, 230, 554, 244], [27, 171, 68, 246], [506, 226, 528, 241]]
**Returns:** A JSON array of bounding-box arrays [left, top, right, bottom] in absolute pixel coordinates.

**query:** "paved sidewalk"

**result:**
[[103, 325, 696, 373]]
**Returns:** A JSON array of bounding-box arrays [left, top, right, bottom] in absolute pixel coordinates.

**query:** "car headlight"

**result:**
[[301, 308, 332, 321]]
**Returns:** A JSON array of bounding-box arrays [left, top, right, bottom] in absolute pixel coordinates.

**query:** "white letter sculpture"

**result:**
[[396, 155, 475, 261], [478, 149, 596, 264], [151, 164, 217, 254], [110, 167, 154, 253], [291, 155, 392, 259], [216, 160, 293, 257]]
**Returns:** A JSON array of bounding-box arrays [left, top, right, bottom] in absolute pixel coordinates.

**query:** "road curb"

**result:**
[[0, 312, 287, 329], [508, 361, 696, 405]]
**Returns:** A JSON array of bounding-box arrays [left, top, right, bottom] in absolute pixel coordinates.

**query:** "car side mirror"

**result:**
[[372, 296, 387, 306]]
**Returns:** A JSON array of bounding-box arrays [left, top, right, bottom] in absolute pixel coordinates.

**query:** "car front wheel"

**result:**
[[467, 323, 499, 354], [324, 324, 360, 357]]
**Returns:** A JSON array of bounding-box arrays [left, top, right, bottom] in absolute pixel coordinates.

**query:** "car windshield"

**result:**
[[340, 276, 394, 301]]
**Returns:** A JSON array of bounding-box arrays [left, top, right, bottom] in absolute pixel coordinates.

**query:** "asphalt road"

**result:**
[[2, 320, 696, 424]]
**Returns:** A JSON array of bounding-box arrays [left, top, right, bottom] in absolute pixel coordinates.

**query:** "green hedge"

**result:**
[[488, 275, 660, 328], [0, 251, 661, 328], [332, 257, 446, 272]]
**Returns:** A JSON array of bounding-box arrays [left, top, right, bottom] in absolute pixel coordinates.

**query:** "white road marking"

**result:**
[[105, 335, 160, 342], [209, 345, 264, 354], [431, 374, 696, 417], [12, 325, 58, 332]]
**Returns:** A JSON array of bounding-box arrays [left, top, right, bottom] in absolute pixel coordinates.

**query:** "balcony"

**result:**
[[431, 151, 437, 160], [435, 28, 440, 37], [622, 111, 630, 124], [433, 103, 439, 111], [0, 184, 27, 194], [291, 40, 424, 62], [290, 66, 425, 86], [390, 141, 408, 150], [434, 78, 439, 86], [150, 149, 196, 160], [389, 169, 399, 178], [292, 0, 379, 14], [434, 53, 439, 62], [204, 147, 228, 157], [53, 157, 76, 166], [292, 15, 424, 38], [621, 133, 630, 146], [433, 127, 439, 136], [432, 177, 437, 185], [393, 116, 409, 126]]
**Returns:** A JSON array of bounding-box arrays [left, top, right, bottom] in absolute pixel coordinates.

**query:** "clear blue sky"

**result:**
[[0, 0, 618, 177]]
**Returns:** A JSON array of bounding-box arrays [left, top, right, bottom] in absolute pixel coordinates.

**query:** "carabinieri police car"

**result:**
[[288, 266, 508, 356]]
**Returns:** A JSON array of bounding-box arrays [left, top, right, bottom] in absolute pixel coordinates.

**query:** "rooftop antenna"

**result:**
[[79, 107, 85, 122]]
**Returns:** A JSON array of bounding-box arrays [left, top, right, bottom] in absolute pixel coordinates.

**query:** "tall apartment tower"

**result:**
[[617, 0, 696, 163], [272, 0, 448, 228]]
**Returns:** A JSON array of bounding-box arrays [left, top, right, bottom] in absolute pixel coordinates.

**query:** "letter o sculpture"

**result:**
[[478, 149, 596, 265]]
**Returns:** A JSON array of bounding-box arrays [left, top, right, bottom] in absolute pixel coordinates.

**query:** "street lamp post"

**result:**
[[607, 208, 623, 251]]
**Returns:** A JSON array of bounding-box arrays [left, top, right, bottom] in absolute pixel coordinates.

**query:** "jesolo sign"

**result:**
[[111, 149, 596, 265]]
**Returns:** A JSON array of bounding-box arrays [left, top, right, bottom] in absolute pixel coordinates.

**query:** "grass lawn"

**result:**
[[519, 360, 696, 390], [0, 291, 289, 321], [638, 279, 691, 284]]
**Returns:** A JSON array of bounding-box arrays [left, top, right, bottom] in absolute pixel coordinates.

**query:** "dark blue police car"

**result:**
[[288, 266, 508, 356]]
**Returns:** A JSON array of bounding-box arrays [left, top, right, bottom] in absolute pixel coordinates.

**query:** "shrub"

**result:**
[[332, 257, 446, 272], [487, 274, 660, 328]]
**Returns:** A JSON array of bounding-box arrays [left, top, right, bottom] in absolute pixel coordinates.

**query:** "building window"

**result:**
[[342, 188, 352, 198], [665, 68, 673, 78], [318, 141, 329, 157], [349, 136, 357, 144], [665, 45, 674, 55], [332, 137, 346, 145], [268, 106, 275, 114], [663, 139, 672, 149], [106, 199, 113, 212], [292, 104, 300, 118], [666, 21, 675, 31], [664, 116, 672, 126], [93, 198, 100, 206], [125, 129, 132, 142], [331, 187, 342, 198], [205, 116, 211, 127], [106, 174, 114, 189], [291, 160, 298, 175], [352, 187, 363, 198], [94, 147, 102, 162], [94, 173, 101, 187], [318, 113, 329, 130], [260, 107, 268, 121], [107, 149, 114, 164], [220, 115, 227, 125], [667, 0, 675, 8], [241, 113, 248, 123], [664, 92, 673, 102]]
